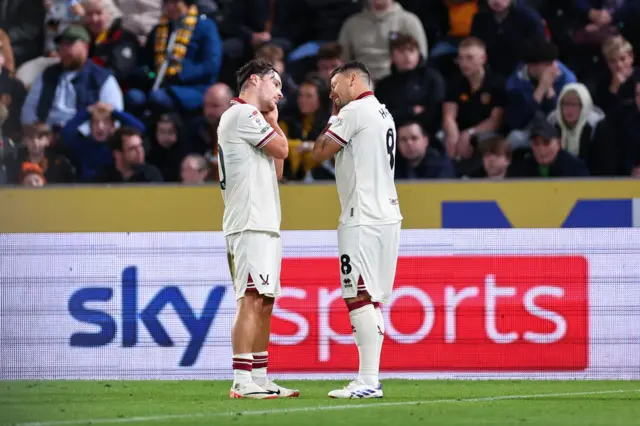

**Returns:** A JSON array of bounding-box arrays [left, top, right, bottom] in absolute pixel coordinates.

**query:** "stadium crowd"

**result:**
[[1, 0, 640, 186]]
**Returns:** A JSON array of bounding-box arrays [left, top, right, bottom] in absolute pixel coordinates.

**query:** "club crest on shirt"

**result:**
[[332, 116, 343, 127]]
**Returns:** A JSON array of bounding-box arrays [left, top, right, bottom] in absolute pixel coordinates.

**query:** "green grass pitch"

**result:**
[[1, 380, 639, 426]]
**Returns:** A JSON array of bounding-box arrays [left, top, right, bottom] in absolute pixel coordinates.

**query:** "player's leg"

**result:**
[[328, 226, 382, 399], [249, 233, 300, 398], [227, 233, 276, 399]]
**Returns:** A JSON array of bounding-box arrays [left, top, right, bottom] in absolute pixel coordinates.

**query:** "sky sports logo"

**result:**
[[67, 256, 588, 370]]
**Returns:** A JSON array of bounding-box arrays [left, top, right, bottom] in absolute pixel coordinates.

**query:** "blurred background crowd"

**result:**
[[1, 0, 640, 187]]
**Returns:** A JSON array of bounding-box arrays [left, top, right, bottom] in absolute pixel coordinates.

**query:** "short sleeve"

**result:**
[[325, 106, 358, 147], [237, 107, 276, 148]]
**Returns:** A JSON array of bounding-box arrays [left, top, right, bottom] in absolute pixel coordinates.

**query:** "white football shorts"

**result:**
[[226, 231, 282, 300], [337, 222, 401, 304]]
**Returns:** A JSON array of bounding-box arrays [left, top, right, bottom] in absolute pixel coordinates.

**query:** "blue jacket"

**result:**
[[141, 15, 222, 111], [61, 109, 145, 181], [504, 62, 577, 130]]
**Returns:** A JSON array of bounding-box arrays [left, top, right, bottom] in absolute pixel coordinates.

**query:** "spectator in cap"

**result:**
[[508, 114, 589, 177], [504, 37, 577, 131], [470, 0, 545, 78], [126, 0, 222, 116], [20, 24, 124, 129], [376, 32, 445, 138]]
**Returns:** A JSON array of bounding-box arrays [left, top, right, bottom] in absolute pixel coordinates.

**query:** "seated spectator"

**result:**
[[6, 122, 76, 184], [189, 82, 234, 179], [504, 37, 577, 131], [307, 158, 336, 182], [575, 0, 640, 49], [467, 134, 511, 179], [20, 162, 47, 187], [180, 153, 208, 184], [0, 39, 27, 140], [315, 42, 346, 87], [548, 83, 618, 175], [395, 120, 456, 179], [21, 25, 124, 128], [94, 126, 163, 182], [280, 75, 330, 180], [254, 44, 298, 114], [508, 117, 589, 177], [0, 29, 15, 74], [442, 37, 506, 165], [339, 0, 428, 82], [376, 33, 445, 137], [610, 80, 640, 175], [127, 0, 222, 115], [592, 35, 635, 115], [61, 100, 144, 181], [44, 0, 85, 55], [430, 0, 478, 58], [83, 0, 140, 86], [146, 113, 187, 182], [0, 0, 46, 68], [470, 0, 545, 78]]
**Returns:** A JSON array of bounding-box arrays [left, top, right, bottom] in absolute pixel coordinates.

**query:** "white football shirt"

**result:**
[[325, 91, 403, 227], [217, 97, 281, 236]]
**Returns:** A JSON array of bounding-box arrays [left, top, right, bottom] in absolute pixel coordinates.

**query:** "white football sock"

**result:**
[[232, 353, 253, 385], [349, 303, 379, 388], [374, 306, 385, 365], [252, 351, 268, 386]]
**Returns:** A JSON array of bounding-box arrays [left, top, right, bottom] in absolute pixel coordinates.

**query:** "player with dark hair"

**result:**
[[217, 59, 298, 399], [312, 61, 403, 399]]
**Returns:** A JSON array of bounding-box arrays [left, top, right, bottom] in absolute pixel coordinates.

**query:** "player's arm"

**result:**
[[311, 106, 357, 162], [261, 111, 289, 160], [239, 107, 289, 160]]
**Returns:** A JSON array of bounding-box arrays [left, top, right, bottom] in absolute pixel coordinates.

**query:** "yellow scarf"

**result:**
[[154, 5, 198, 78]]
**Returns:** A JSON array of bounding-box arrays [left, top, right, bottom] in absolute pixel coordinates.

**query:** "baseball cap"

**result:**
[[55, 25, 91, 44], [530, 119, 559, 140]]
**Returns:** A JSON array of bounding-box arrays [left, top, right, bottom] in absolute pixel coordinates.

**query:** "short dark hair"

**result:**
[[108, 126, 142, 152], [523, 37, 559, 64], [397, 119, 426, 135], [235, 58, 279, 92], [317, 42, 344, 61], [389, 32, 419, 52], [330, 60, 372, 84]]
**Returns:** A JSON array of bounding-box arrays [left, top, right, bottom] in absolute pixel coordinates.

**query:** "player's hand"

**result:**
[[262, 107, 279, 124]]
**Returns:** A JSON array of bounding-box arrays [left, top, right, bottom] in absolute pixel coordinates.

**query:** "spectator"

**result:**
[[94, 126, 163, 182], [189, 82, 233, 179], [338, 0, 428, 82], [83, 0, 141, 86], [442, 37, 506, 163], [180, 153, 208, 184], [508, 117, 589, 177], [376, 32, 445, 137], [60, 100, 144, 181], [504, 37, 577, 131], [44, 0, 85, 55], [430, 0, 479, 58], [254, 44, 298, 114], [280, 75, 330, 180], [21, 25, 124, 128], [315, 42, 346, 86], [6, 122, 76, 184], [575, 0, 640, 46], [307, 158, 336, 182], [221, 0, 304, 59], [611, 80, 640, 175], [470, 0, 545, 78], [0, 38, 28, 140], [593, 35, 635, 115], [113, 0, 162, 45], [127, 0, 222, 115], [395, 120, 456, 179], [0, 1, 46, 68], [467, 134, 511, 179], [548, 83, 617, 175], [146, 113, 187, 182], [0, 30, 16, 74]]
